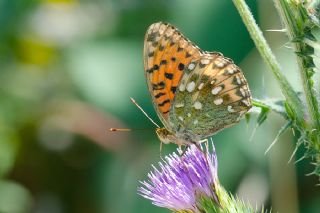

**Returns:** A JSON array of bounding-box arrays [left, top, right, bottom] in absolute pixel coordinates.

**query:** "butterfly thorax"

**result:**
[[156, 128, 195, 146]]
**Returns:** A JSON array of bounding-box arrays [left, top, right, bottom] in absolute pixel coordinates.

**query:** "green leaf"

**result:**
[[250, 103, 270, 141], [265, 120, 292, 154], [245, 113, 251, 124], [284, 101, 296, 122], [289, 134, 307, 163], [252, 98, 287, 119], [256, 107, 270, 126]]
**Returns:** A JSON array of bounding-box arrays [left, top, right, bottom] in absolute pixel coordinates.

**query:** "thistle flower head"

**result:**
[[138, 145, 219, 212]]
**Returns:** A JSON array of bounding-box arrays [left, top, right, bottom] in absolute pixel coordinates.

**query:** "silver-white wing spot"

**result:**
[[214, 98, 223, 105]]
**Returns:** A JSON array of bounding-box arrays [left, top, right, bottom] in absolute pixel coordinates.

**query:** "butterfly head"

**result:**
[[156, 127, 196, 146], [155, 128, 177, 145]]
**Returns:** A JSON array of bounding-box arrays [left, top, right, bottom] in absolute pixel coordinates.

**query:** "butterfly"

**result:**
[[144, 22, 252, 147]]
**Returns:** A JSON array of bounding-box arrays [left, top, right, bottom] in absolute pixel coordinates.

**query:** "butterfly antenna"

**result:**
[[130, 97, 160, 128], [110, 128, 134, 132], [109, 128, 153, 132]]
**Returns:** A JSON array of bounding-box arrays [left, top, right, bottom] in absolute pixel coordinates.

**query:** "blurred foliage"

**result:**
[[0, 0, 319, 212]]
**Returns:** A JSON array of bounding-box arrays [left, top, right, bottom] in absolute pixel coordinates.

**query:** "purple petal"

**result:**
[[138, 144, 219, 211]]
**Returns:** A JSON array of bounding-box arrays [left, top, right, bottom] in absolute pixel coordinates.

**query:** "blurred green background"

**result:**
[[0, 0, 320, 212]]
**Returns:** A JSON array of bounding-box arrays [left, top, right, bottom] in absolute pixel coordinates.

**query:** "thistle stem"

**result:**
[[273, 0, 320, 143], [232, 0, 305, 127]]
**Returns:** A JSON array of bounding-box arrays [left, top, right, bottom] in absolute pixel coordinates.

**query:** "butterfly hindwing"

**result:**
[[169, 53, 252, 138]]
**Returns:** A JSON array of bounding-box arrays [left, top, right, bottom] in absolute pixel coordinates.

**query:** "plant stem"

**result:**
[[232, 0, 305, 127], [273, 0, 320, 142]]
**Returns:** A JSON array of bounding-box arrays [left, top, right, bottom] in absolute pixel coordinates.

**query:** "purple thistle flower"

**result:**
[[138, 144, 219, 212]]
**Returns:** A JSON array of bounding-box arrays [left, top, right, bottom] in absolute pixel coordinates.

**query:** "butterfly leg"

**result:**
[[199, 138, 208, 144], [200, 138, 209, 153], [193, 142, 203, 153], [179, 145, 189, 156], [159, 141, 163, 157]]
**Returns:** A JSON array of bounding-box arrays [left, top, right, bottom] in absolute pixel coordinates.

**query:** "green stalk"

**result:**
[[232, 0, 305, 128], [273, 0, 320, 144]]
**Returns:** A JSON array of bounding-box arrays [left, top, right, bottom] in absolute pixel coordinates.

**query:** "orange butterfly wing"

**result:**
[[144, 22, 202, 128]]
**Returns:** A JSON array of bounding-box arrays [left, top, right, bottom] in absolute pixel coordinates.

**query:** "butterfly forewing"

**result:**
[[144, 22, 201, 129]]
